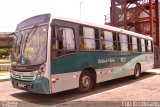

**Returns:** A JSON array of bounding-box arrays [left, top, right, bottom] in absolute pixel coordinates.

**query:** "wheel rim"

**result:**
[[81, 75, 90, 88], [135, 65, 140, 77]]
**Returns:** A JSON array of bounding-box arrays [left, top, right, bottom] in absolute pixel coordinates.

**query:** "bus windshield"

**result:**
[[12, 25, 48, 66]]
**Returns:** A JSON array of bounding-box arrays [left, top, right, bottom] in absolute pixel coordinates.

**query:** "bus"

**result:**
[[10, 13, 154, 94]]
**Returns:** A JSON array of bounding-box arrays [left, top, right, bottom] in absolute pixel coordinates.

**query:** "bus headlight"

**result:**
[[10, 70, 15, 76], [36, 71, 43, 79]]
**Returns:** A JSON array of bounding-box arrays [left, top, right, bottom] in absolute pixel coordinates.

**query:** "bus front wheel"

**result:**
[[79, 70, 93, 93], [134, 64, 141, 79]]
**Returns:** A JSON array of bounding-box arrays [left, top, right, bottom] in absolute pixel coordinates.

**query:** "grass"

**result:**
[[0, 61, 11, 64]]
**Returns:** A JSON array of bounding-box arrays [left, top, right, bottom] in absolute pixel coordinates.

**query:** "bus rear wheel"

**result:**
[[134, 64, 141, 79], [79, 70, 93, 93]]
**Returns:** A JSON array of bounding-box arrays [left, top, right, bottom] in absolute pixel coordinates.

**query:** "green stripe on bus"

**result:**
[[51, 51, 149, 75]]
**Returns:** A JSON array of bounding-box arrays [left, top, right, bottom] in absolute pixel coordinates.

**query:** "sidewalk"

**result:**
[[145, 69, 160, 74], [0, 60, 11, 82], [0, 74, 10, 82]]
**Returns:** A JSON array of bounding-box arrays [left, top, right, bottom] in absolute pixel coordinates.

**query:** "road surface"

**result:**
[[0, 72, 160, 107]]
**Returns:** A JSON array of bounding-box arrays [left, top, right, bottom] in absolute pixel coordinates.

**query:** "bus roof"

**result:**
[[52, 15, 153, 40]]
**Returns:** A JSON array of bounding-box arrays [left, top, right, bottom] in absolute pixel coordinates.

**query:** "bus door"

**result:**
[[50, 20, 80, 93]]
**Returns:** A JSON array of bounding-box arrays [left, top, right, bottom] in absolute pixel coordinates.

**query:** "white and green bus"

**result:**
[[11, 14, 154, 94]]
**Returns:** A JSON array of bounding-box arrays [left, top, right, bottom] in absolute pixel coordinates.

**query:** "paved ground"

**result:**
[[0, 59, 11, 81], [0, 72, 160, 107]]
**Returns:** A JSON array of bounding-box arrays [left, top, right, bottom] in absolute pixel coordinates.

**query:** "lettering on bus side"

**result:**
[[98, 58, 115, 64]]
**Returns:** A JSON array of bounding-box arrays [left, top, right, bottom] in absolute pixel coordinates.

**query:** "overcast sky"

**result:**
[[0, 0, 110, 32]]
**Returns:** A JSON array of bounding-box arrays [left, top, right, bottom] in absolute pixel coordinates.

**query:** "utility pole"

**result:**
[[80, 1, 83, 18]]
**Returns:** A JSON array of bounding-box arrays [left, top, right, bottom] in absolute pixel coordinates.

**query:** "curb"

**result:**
[[0, 78, 10, 82], [0, 75, 10, 82], [147, 72, 160, 75], [145, 72, 160, 75], [145, 70, 160, 75]]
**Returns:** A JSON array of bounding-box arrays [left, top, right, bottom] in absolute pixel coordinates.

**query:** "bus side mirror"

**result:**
[[7, 32, 17, 39]]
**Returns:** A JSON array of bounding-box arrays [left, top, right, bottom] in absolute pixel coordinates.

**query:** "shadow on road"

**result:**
[[11, 72, 156, 106]]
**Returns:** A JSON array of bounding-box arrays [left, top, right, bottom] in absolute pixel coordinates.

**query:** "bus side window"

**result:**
[[51, 26, 58, 58], [145, 40, 148, 52], [101, 30, 114, 51], [132, 37, 138, 52], [137, 38, 141, 52], [128, 36, 132, 51], [113, 32, 117, 51], [148, 40, 151, 52], [141, 39, 146, 52], [52, 26, 76, 58], [57, 28, 63, 49], [117, 33, 121, 51], [79, 26, 99, 50], [119, 34, 128, 51], [151, 41, 153, 52], [79, 26, 86, 49], [95, 29, 100, 50]]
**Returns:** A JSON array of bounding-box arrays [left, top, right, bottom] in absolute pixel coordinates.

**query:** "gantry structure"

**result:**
[[110, 0, 159, 66], [110, 0, 159, 45]]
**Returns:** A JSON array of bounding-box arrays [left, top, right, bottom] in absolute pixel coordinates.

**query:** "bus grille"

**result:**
[[12, 74, 36, 81]]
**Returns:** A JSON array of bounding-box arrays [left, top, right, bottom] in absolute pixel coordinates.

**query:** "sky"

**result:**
[[0, 0, 110, 32]]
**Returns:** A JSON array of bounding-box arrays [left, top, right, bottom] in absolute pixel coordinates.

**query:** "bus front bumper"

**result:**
[[11, 76, 50, 94]]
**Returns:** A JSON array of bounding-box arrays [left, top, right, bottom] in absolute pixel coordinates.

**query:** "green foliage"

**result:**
[[0, 48, 10, 55]]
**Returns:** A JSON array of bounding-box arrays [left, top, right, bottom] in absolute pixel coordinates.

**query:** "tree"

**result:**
[[0, 48, 10, 55]]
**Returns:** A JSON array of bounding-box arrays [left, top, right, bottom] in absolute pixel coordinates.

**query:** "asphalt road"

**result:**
[[0, 72, 160, 107]]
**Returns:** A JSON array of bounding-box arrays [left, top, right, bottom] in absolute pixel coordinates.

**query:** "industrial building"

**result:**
[[0, 32, 13, 48]]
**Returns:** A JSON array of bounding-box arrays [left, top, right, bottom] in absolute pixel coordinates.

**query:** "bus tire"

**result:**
[[79, 70, 93, 93], [133, 64, 141, 79]]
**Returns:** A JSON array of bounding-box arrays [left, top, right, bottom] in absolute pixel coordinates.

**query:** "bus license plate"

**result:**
[[18, 82, 24, 88]]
